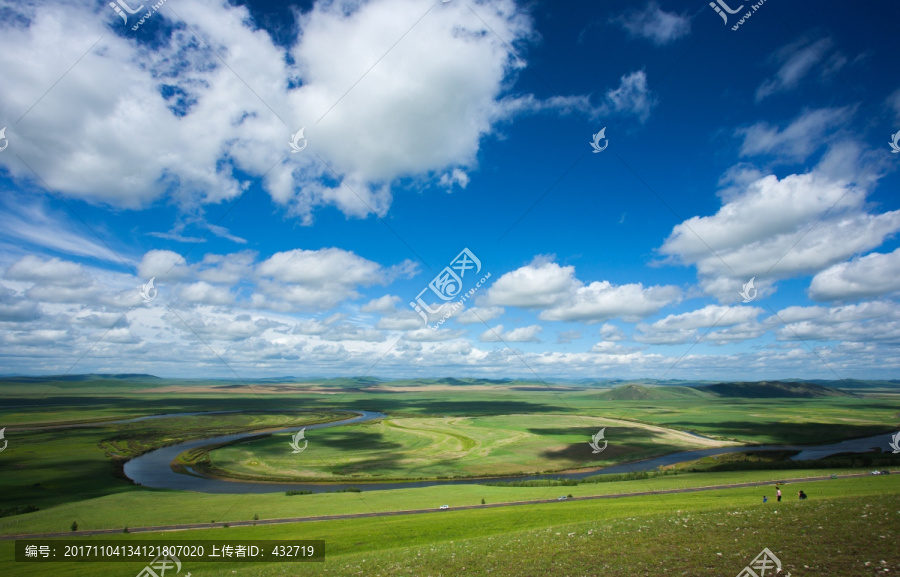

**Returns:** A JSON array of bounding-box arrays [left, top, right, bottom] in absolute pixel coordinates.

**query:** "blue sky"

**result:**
[[0, 0, 899, 379]]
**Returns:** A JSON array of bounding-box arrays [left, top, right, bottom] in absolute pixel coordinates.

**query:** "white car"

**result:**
[[439, 505, 449, 510], [557, 496, 567, 500]]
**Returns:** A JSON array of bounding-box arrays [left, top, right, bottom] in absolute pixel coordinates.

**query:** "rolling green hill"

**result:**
[[600, 384, 713, 400], [693, 380, 856, 398]]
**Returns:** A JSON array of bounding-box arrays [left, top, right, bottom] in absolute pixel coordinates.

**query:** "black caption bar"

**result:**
[[15, 540, 325, 562]]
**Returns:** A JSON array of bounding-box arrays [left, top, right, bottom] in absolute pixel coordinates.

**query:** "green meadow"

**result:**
[[2, 477, 898, 576], [1, 376, 899, 575]]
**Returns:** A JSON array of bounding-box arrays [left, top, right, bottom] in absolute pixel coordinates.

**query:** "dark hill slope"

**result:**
[[693, 381, 856, 398]]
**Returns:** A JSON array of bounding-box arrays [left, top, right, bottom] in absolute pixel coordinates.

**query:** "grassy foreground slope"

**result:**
[[3, 476, 898, 576]]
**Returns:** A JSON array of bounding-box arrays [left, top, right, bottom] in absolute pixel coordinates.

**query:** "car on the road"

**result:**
[[439, 505, 449, 509], [871, 470, 882, 475], [557, 496, 567, 500]]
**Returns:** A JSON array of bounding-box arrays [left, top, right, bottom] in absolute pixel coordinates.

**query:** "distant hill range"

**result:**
[[600, 380, 858, 400], [0, 375, 892, 397]]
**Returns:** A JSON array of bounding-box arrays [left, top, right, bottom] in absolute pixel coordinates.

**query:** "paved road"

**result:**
[[0, 472, 881, 541]]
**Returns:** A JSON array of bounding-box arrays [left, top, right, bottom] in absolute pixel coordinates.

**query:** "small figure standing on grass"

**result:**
[[763, 495, 768, 503], [776, 488, 782, 502], [798, 490, 807, 500]]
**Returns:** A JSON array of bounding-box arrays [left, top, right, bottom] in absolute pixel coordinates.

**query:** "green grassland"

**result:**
[[194, 413, 728, 482], [0, 410, 346, 511], [2, 476, 898, 576], [1, 376, 898, 575]]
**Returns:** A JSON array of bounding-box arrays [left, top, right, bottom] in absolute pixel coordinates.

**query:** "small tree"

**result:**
[[253, 514, 259, 521], [481, 498, 485, 505], [71, 521, 78, 532]]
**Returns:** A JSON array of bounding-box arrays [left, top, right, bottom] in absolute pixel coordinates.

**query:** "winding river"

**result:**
[[123, 410, 896, 494]]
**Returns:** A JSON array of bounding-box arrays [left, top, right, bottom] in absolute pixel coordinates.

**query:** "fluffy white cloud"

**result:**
[[809, 248, 900, 301], [660, 141, 900, 301], [479, 324, 542, 343], [635, 304, 763, 345], [771, 301, 900, 345], [484, 259, 680, 322], [361, 294, 402, 314], [455, 306, 505, 325], [5, 255, 91, 287], [180, 281, 234, 305], [0, 0, 585, 224], [612, 2, 691, 46]]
